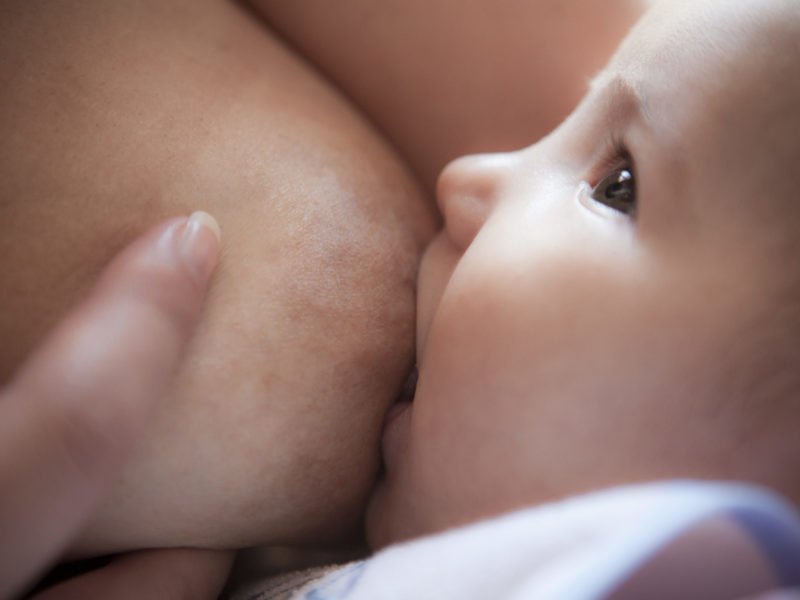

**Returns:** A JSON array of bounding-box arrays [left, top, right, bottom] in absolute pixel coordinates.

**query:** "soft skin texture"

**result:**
[[368, 0, 800, 548], [249, 0, 646, 192], [0, 0, 436, 555]]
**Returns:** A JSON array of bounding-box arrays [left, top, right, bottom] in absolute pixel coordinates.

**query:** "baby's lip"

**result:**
[[383, 365, 418, 429], [398, 365, 418, 404], [380, 366, 418, 475], [416, 233, 460, 362], [382, 401, 411, 431]]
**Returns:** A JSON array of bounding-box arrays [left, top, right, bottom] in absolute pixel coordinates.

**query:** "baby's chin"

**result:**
[[365, 480, 396, 551], [365, 466, 424, 551]]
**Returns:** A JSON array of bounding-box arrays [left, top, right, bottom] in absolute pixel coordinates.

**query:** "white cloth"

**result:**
[[231, 481, 800, 600]]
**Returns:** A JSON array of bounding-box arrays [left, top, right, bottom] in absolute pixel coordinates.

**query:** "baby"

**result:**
[[228, 0, 800, 595], [367, 0, 800, 556], [229, 0, 800, 595]]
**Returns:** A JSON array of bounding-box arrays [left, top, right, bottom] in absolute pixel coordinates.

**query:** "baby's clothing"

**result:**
[[230, 481, 800, 600]]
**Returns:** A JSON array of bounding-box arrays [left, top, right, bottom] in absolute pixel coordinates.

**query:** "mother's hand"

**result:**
[[0, 213, 221, 598]]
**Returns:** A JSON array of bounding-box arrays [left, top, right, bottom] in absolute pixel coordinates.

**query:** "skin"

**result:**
[[250, 0, 645, 193], [0, 0, 436, 555], [31, 548, 232, 600], [367, 0, 800, 549]]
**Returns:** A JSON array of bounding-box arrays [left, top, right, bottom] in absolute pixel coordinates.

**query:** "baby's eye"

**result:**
[[591, 165, 636, 216]]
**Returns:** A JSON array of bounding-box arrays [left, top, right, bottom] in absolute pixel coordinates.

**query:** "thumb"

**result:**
[[0, 212, 221, 598]]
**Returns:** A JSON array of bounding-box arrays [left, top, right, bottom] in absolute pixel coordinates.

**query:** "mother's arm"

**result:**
[[249, 0, 646, 191]]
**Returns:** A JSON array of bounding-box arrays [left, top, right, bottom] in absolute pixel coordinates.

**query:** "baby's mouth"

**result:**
[[398, 364, 418, 404], [383, 365, 418, 430], [378, 365, 418, 479]]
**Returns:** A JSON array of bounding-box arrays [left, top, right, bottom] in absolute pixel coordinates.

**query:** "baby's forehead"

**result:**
[[604, 0, 800, 196], [614, 1, 798, 108], [617, 3, 793, 86]]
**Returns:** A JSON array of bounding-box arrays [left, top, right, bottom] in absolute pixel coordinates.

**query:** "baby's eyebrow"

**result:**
[[588, 73, 653, 131]]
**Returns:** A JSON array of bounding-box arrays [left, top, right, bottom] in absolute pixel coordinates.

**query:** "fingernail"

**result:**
[[179, 211, 221, 284]]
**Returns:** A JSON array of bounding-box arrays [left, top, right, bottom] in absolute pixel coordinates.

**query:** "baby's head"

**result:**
[[368, 0, 800, 548]]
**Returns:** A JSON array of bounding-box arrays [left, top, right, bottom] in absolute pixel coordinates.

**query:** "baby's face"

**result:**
[[368, 0, 800, 548]]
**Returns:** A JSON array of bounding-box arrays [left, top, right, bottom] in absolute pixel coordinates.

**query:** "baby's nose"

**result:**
[[436, 152, 514, 250]]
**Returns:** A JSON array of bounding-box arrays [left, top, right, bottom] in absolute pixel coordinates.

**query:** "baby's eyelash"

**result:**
[[581, 134, 638, 219], [591, 134, 633, 185]]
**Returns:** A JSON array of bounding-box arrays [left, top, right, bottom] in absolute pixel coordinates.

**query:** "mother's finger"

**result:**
[[30, 549, 234, 600], [0, 212, 221, 598]]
